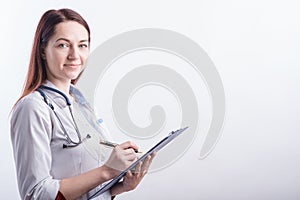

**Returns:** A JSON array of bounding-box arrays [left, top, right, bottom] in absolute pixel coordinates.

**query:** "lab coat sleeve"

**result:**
[[10, 95, 60, 200]]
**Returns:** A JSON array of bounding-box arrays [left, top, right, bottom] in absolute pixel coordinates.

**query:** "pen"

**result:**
[[99, 140, 142, 153], [99, 140, 118, 148]]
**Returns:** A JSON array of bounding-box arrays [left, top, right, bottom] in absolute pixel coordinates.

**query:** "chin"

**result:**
[[71, 76, 80, 81]]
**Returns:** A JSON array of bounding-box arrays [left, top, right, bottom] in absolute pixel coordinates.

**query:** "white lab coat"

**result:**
[[10, 81, 112, 200]]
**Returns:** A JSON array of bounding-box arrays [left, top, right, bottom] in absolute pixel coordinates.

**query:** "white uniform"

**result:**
[[10, 81, 112, 200]]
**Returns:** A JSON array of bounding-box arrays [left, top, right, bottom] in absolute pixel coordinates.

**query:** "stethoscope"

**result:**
[[36, 85, 90, 148]]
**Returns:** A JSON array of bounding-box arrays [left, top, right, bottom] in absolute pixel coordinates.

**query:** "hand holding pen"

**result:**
[[102, 141, 142, 174], [102, 140, 155, 196]]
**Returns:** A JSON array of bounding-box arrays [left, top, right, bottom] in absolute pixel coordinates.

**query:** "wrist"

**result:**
[[110, 182, 127, 196], [98, 165, 116, 181]]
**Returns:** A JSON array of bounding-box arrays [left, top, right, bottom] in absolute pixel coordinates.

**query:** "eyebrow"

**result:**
[[55, 38, 89, 43]]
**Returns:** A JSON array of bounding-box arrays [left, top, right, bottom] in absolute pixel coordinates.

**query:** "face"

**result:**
[[44, 21, 89, 86]]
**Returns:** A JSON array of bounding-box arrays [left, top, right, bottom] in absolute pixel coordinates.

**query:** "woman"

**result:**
[[10, 8, 154, 200]]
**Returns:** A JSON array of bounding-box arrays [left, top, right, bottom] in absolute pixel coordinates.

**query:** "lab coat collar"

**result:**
[[41, 80, 72, 108]]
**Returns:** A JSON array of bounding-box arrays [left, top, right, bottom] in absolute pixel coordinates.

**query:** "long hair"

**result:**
[[15, 8, 90, 105]]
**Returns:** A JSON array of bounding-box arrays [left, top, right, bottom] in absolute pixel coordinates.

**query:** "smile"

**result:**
[[64, 64, 81, 68]]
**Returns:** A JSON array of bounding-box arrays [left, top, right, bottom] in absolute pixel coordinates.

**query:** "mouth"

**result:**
[[64, 64, 81, 68]]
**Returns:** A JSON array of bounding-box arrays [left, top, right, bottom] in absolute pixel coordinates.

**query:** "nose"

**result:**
[[68, 46, 80, 60]]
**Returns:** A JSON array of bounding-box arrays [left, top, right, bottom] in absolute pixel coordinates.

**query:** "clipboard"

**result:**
[[88, 126, 189, 199]]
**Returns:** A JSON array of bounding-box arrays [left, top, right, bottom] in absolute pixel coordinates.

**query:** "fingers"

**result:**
[[122, 148, 137, 155], [131, 161, 143, 176], [115, 145, 138, 161], [142, 152, 156, 173], [106, 142, 156, 176], [105, 144, 139, 172], [125, 152, 138, 162], [118, 141, 139, 153], [140, 156, 151, 175], [132, 153, 155, 176], [118, 153, 156, 193]]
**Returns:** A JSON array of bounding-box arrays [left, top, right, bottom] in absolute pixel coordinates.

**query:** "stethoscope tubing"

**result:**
[[36, 85, 86, 148]]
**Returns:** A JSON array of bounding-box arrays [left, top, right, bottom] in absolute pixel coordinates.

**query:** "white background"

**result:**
[[1, 0, 300, 199]]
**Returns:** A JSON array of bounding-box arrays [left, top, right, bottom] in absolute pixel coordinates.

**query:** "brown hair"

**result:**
[[15, 8, 90, 105]]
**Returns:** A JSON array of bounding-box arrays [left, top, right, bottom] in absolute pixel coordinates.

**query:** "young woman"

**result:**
[[10, 8, 154, 200]]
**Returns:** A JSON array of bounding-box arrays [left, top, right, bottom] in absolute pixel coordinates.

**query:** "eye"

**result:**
[[79, 43, 89, 48], [58, 43, 69, 48]]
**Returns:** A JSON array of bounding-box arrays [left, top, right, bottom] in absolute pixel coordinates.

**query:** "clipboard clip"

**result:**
[[168, 126, 188, 136]]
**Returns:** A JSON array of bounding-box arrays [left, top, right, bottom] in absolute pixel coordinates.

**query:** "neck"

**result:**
[[47, 79, 71, 96]]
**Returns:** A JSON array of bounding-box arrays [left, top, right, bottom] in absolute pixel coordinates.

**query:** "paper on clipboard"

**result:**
[[88, 126, 189, 199]]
